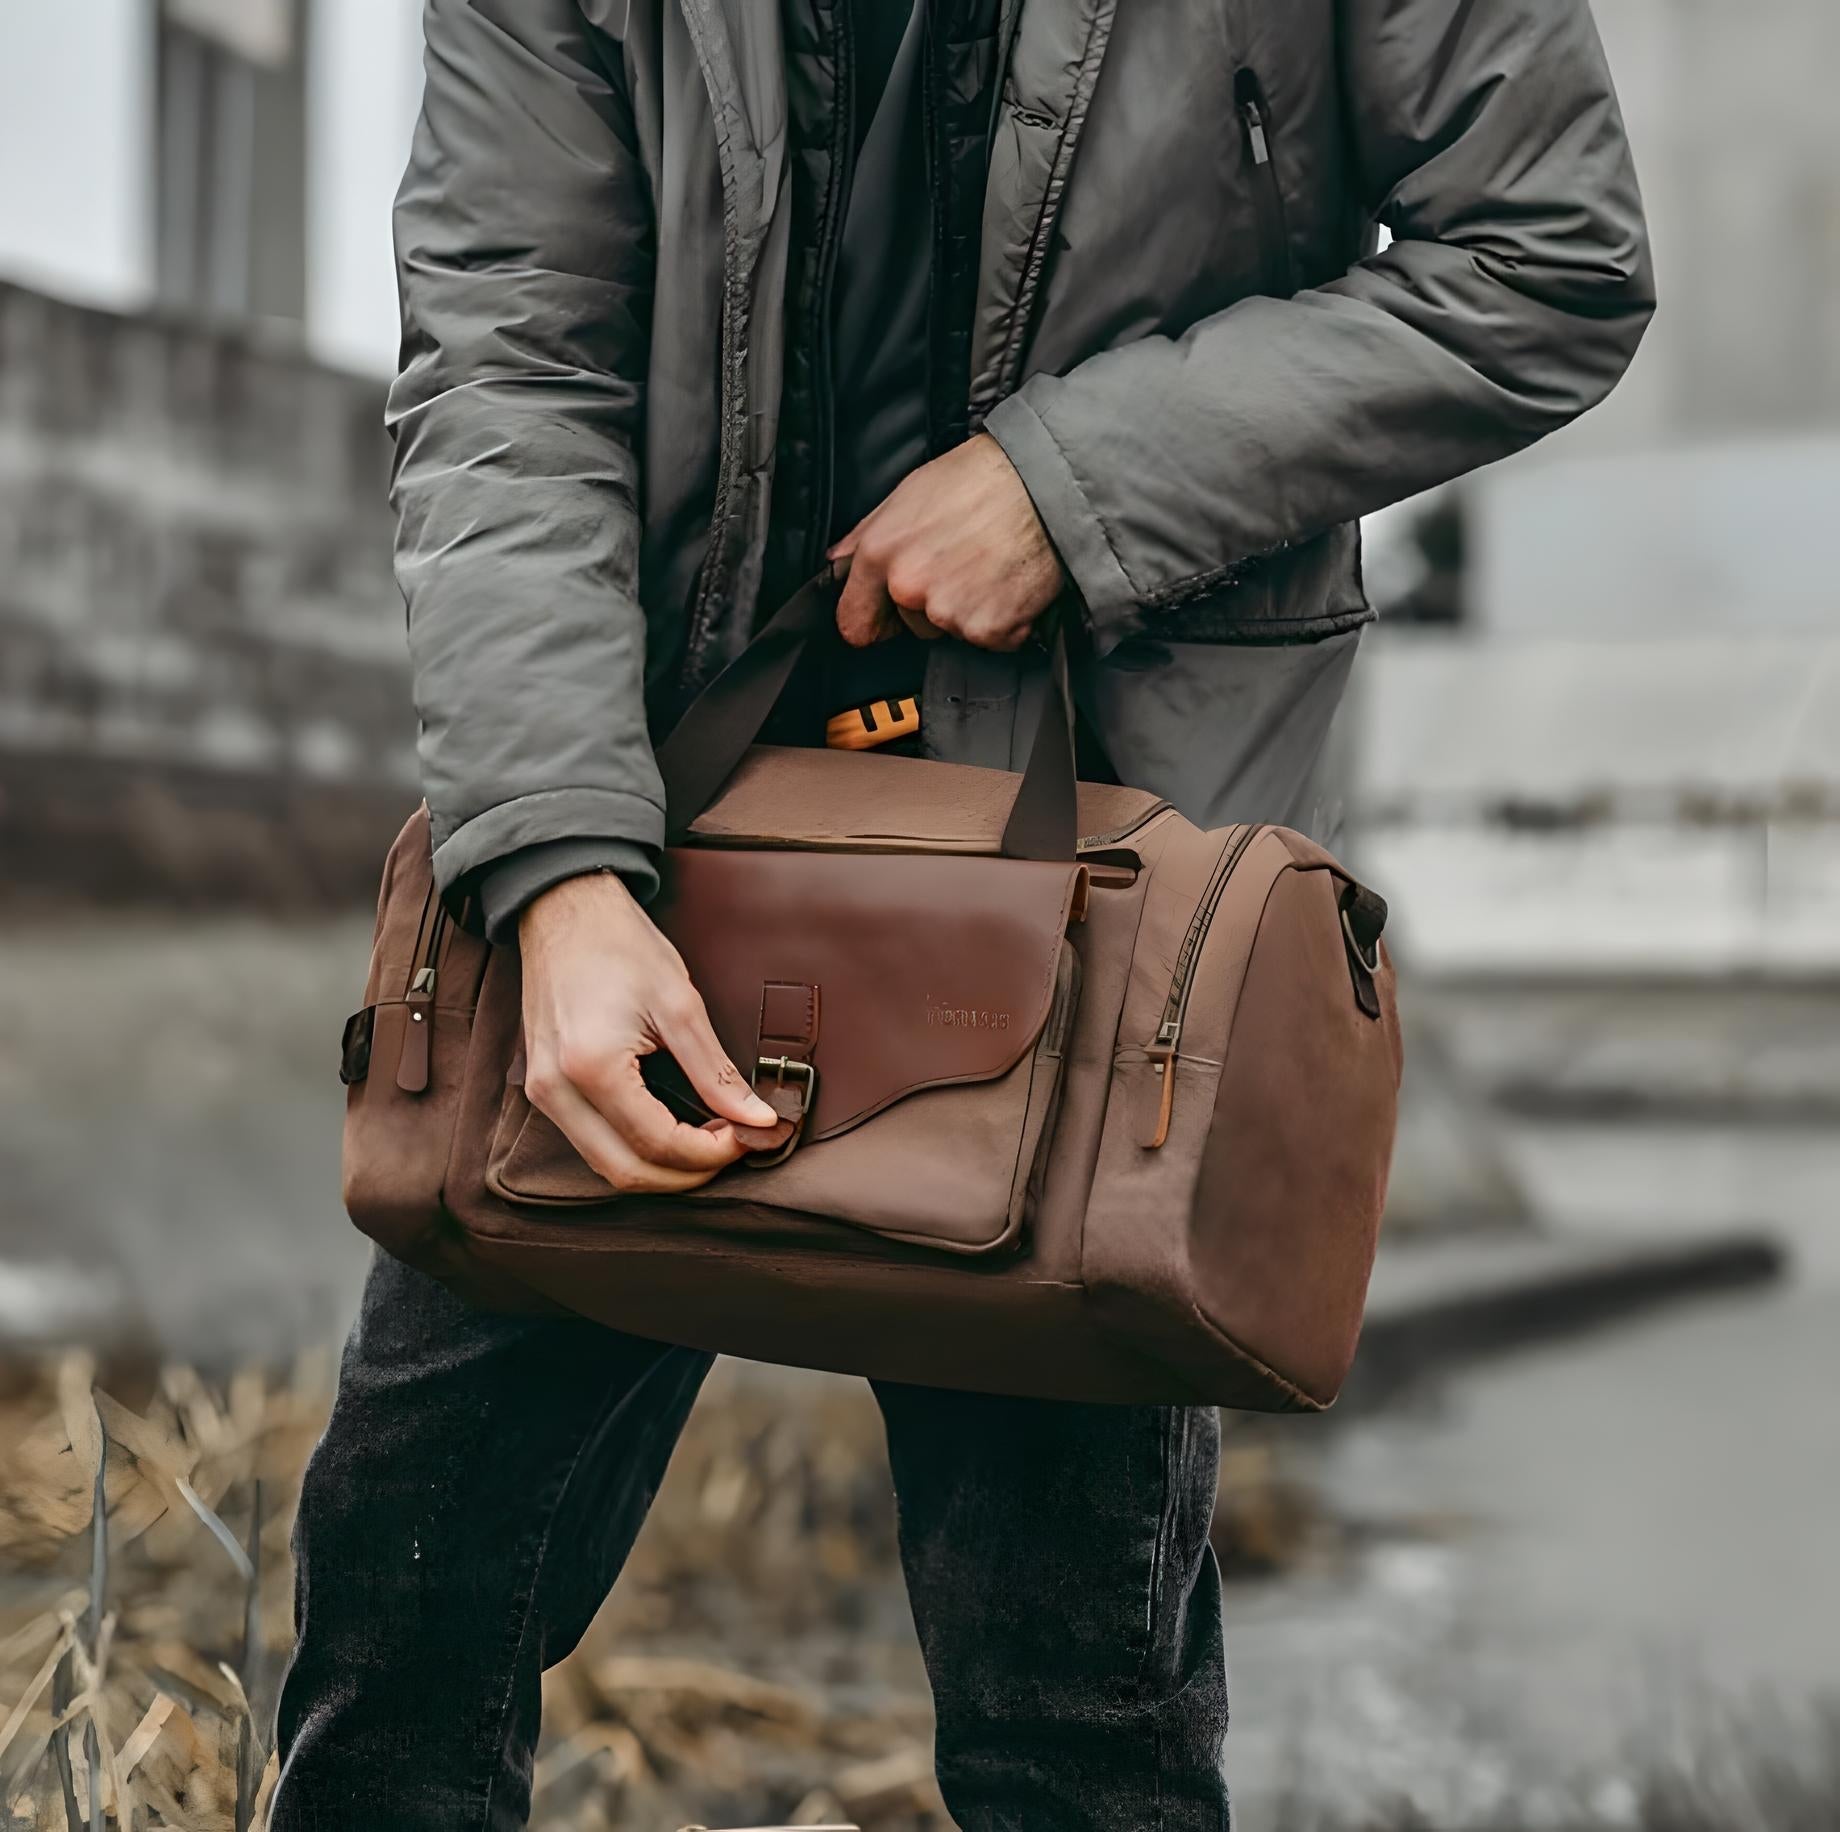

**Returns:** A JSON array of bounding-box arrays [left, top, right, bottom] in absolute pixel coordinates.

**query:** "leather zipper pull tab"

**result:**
[[1143, 1019, 1180, 1149], [397, 967, 435, 1094]]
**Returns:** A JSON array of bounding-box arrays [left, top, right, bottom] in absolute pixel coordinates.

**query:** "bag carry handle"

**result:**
[[657, 572, 1079, 862]]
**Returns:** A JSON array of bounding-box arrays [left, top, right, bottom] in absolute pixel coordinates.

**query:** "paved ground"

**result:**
[[1210, 1060, 1840, 1824], [0, 913, 372, 1359], [1225, 1278, 1840, 1824]]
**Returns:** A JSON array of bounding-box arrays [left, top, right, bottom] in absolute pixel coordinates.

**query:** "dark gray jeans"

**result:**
[[272, 1252, 1228, 1829]]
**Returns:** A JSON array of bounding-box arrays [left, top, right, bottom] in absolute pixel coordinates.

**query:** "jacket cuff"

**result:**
[[984, 390, 1143, 656], [478, 837, 661, 944], [430, 784, 664, 896]]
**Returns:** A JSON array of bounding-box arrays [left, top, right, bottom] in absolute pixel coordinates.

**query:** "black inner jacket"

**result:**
[[767, 0, 936, 740]]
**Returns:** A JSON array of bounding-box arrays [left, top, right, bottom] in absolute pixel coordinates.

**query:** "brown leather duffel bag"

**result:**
[[340, 581, 1402, 1409]]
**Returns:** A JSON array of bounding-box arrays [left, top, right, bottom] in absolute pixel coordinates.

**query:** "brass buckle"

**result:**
[[750, 1055, 817, 1167]]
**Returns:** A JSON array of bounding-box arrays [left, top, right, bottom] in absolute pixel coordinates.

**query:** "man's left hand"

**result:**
[[830, 433, 1064, 652]]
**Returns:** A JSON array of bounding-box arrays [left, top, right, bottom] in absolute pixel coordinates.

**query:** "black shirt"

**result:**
[[817, 0, 933, 721], [831, 0, 932, 538]]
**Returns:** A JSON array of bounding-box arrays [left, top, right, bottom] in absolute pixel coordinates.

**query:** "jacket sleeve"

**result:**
[[389, 0, 662, 901], [984, 0, 1655, 654]]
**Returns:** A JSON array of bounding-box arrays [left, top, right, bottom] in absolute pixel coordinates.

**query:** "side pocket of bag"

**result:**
[[339, 809, 490, 1279], [1078, 829, 1308, 1408]]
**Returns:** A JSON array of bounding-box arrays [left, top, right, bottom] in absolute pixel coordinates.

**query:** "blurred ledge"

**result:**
[[0, 747, 410, 909], [1396, 974, 1840, 1138], [0, 277, 411, 913], [1348, 628, 1840, 982], [1357, 631, 1840, 811], [1344, 1227, 1789, 1412], [1493, 1082, 1840, 1127], [1356, 823, 1840, 981]]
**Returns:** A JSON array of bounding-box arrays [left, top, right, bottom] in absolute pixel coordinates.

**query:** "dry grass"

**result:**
[[0, 1354, 947, 1830], [0, 1353, 322, 1829], [532, 1367, 943, 1830]]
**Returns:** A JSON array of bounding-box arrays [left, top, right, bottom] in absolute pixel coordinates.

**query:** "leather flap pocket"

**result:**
[[655, 848, 1083, 1139], [483, 850, 1086, 1253]]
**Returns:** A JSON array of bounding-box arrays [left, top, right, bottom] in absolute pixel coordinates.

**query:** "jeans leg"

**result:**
[[272, 1252, 711, 1832], [875, 1384, 1228, 1832]]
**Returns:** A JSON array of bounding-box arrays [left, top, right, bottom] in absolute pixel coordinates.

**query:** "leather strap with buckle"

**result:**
[[750, 979, 820, 1164], [750, 1055, 817, 1166]]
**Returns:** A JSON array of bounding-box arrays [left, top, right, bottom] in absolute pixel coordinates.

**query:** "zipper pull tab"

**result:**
[[397, 966, 435, 1094], [1240, 98, 1271, 165], [1143, 1019, 1181, 1150]]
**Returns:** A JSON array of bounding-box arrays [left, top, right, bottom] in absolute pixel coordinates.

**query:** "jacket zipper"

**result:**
[[674, 0, 779, 700], [921, 1, 949, 455], [1144, 823, 1264, 1148], [1235, 71, 1297, 299], [805, 0, 858, 572]]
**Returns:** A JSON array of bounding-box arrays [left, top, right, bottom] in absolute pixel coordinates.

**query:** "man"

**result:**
[[275, 0, 1651, 1823]]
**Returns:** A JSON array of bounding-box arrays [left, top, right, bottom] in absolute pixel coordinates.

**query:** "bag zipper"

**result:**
[[396, 895, 451, 1095], [1235, 71, 1297, 299], [1078, 800, 1171, 855], [1144, 823, 1264, 1148]]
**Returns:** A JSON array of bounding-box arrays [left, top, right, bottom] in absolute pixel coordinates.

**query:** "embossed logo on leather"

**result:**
[[925, 995, 1011, 1031]]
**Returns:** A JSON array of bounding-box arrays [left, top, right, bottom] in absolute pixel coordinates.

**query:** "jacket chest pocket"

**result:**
[[1233, 68, 1297, 299]]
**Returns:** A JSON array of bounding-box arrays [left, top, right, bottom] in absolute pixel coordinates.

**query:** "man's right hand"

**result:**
[[517, 871, 781, 1192]]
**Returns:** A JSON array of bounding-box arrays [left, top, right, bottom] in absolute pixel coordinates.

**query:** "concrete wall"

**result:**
[[0, 281, 413, 905]]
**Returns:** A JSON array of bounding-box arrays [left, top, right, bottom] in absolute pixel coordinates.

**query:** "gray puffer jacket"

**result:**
[[388, 0, 1653, 904]]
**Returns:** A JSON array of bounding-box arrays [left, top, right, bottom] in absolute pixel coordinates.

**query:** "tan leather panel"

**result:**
[[464, 1226, 1211, 1405], [1189, 866, 1398, 1403], [690, 744, 1166, 854], [1023, 817, 1182, 1286]]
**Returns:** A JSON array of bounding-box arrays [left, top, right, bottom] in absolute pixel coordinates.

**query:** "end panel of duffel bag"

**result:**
[[339, 806, 556, 1313], [1082, 827, 1403, 1412]]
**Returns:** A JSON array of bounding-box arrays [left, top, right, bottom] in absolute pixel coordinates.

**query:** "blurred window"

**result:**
[[156, 0, 307, 327]]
